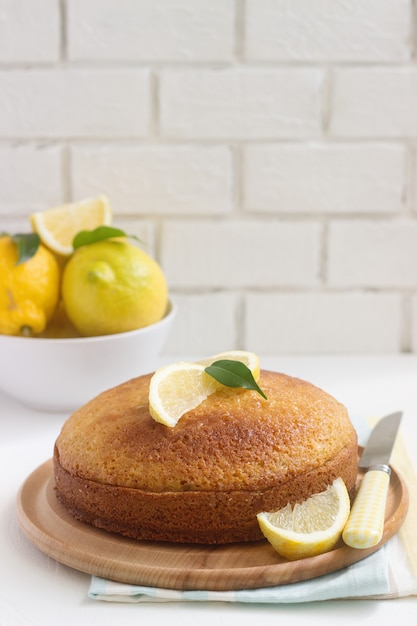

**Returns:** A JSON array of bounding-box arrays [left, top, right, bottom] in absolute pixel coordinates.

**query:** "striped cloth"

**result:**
[[88, 417, 417, 603]]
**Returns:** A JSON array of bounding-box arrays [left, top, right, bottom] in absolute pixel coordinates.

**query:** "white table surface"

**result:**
[[1, 354, 417, 626]]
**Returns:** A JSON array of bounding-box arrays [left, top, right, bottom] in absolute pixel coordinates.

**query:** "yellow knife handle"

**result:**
[[342, 465, 390, 549]]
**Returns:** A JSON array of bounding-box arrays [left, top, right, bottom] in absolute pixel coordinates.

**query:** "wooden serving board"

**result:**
[[16, 458, 408, 591]]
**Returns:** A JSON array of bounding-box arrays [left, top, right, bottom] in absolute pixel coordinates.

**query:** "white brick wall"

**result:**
[[159, 68, 324, 139], [245, 0, 411, 62], [330, 68, 417, 138], [0, 69, 151, 138], [0, 145, 63, 214], [161, 220, 321, 288], [243, 144, 406, 214], [70, 145, 233, 215], [245, 293, 403, 354], [328, 220, 417, 288], [67, 0, 235, 62], [1, 0, 416, 355], [0, 0, 60, 63]]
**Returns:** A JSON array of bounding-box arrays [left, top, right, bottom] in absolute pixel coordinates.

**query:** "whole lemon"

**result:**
[[0, 236, 60, 336], [61, 240, 168, 336]]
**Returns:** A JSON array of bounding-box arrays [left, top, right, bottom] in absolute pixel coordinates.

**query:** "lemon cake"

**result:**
[[53, 370, 358, 544]]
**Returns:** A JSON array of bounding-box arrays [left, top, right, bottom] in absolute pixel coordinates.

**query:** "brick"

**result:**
[[0, 145, 63, 215], [328, 219, 417, 288], [245, 0, 411, 62], [330, 68, 417, 138], [162, 293, 238, 356], [161, 220, 321, 288], [71, 145, 232, 215], [243, 143, 405, 214], [0, 69, 151, 138], [67, 0, 234, 62], [245, 292, 402, 353], [159, 68, 323, 139], [0, 0, 60, 63]]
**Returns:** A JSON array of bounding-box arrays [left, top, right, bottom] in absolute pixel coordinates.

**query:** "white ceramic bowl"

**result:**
[[0, 300, 175, 413]]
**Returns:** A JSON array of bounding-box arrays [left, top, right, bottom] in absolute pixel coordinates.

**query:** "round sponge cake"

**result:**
[[54, 370, 358, 544]]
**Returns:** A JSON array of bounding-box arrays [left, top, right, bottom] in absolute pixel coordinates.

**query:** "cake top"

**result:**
[[56, 369, 356, 493]]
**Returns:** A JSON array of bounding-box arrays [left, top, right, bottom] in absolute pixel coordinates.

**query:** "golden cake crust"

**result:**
[[54, 370, 358, 544]]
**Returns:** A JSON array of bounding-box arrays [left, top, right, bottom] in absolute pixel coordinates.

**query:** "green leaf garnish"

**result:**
[[0, 232, 40, 265], [205, 359, 268, 400], [73, 225, 129, 250]]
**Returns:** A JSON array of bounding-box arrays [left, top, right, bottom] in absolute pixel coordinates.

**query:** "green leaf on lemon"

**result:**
[[0, 232, 40, 265], [205, 359, 268, 399], [73, 225, 128, 249]]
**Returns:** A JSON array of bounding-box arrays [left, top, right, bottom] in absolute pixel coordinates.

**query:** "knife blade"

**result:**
[[342, 411, 402, 549]]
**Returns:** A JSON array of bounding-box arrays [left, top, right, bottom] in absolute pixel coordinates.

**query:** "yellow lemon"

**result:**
[[149, 362, 221, 427], [61, 240, 168, 336], [257, 478, 351, 560], [30, 195, 112, 256], [0, 236, 60, 336]]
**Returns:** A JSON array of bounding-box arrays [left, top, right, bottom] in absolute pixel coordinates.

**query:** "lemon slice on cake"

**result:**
[[149, 351, 262, 427], [257, 478, 351, 560], [30, 195, 112, 256]]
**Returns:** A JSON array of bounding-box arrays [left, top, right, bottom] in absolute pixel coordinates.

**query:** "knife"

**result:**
[[342, 411, 402, 549]]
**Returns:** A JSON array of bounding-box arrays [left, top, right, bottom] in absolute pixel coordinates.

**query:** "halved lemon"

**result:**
[[149, 362, 221, 427], [30, 195, 112, 256], [257, 478, 351, 560], [197, 350, 261, 381]]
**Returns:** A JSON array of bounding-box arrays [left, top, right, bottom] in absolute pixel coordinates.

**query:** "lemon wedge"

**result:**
[[30, 195, 112, 256], [149, 351, 262, 427], [257, 478, 351, 560]]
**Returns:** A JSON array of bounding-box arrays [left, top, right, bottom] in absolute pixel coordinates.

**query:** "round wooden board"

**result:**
[[16, 458, 408, 591]]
